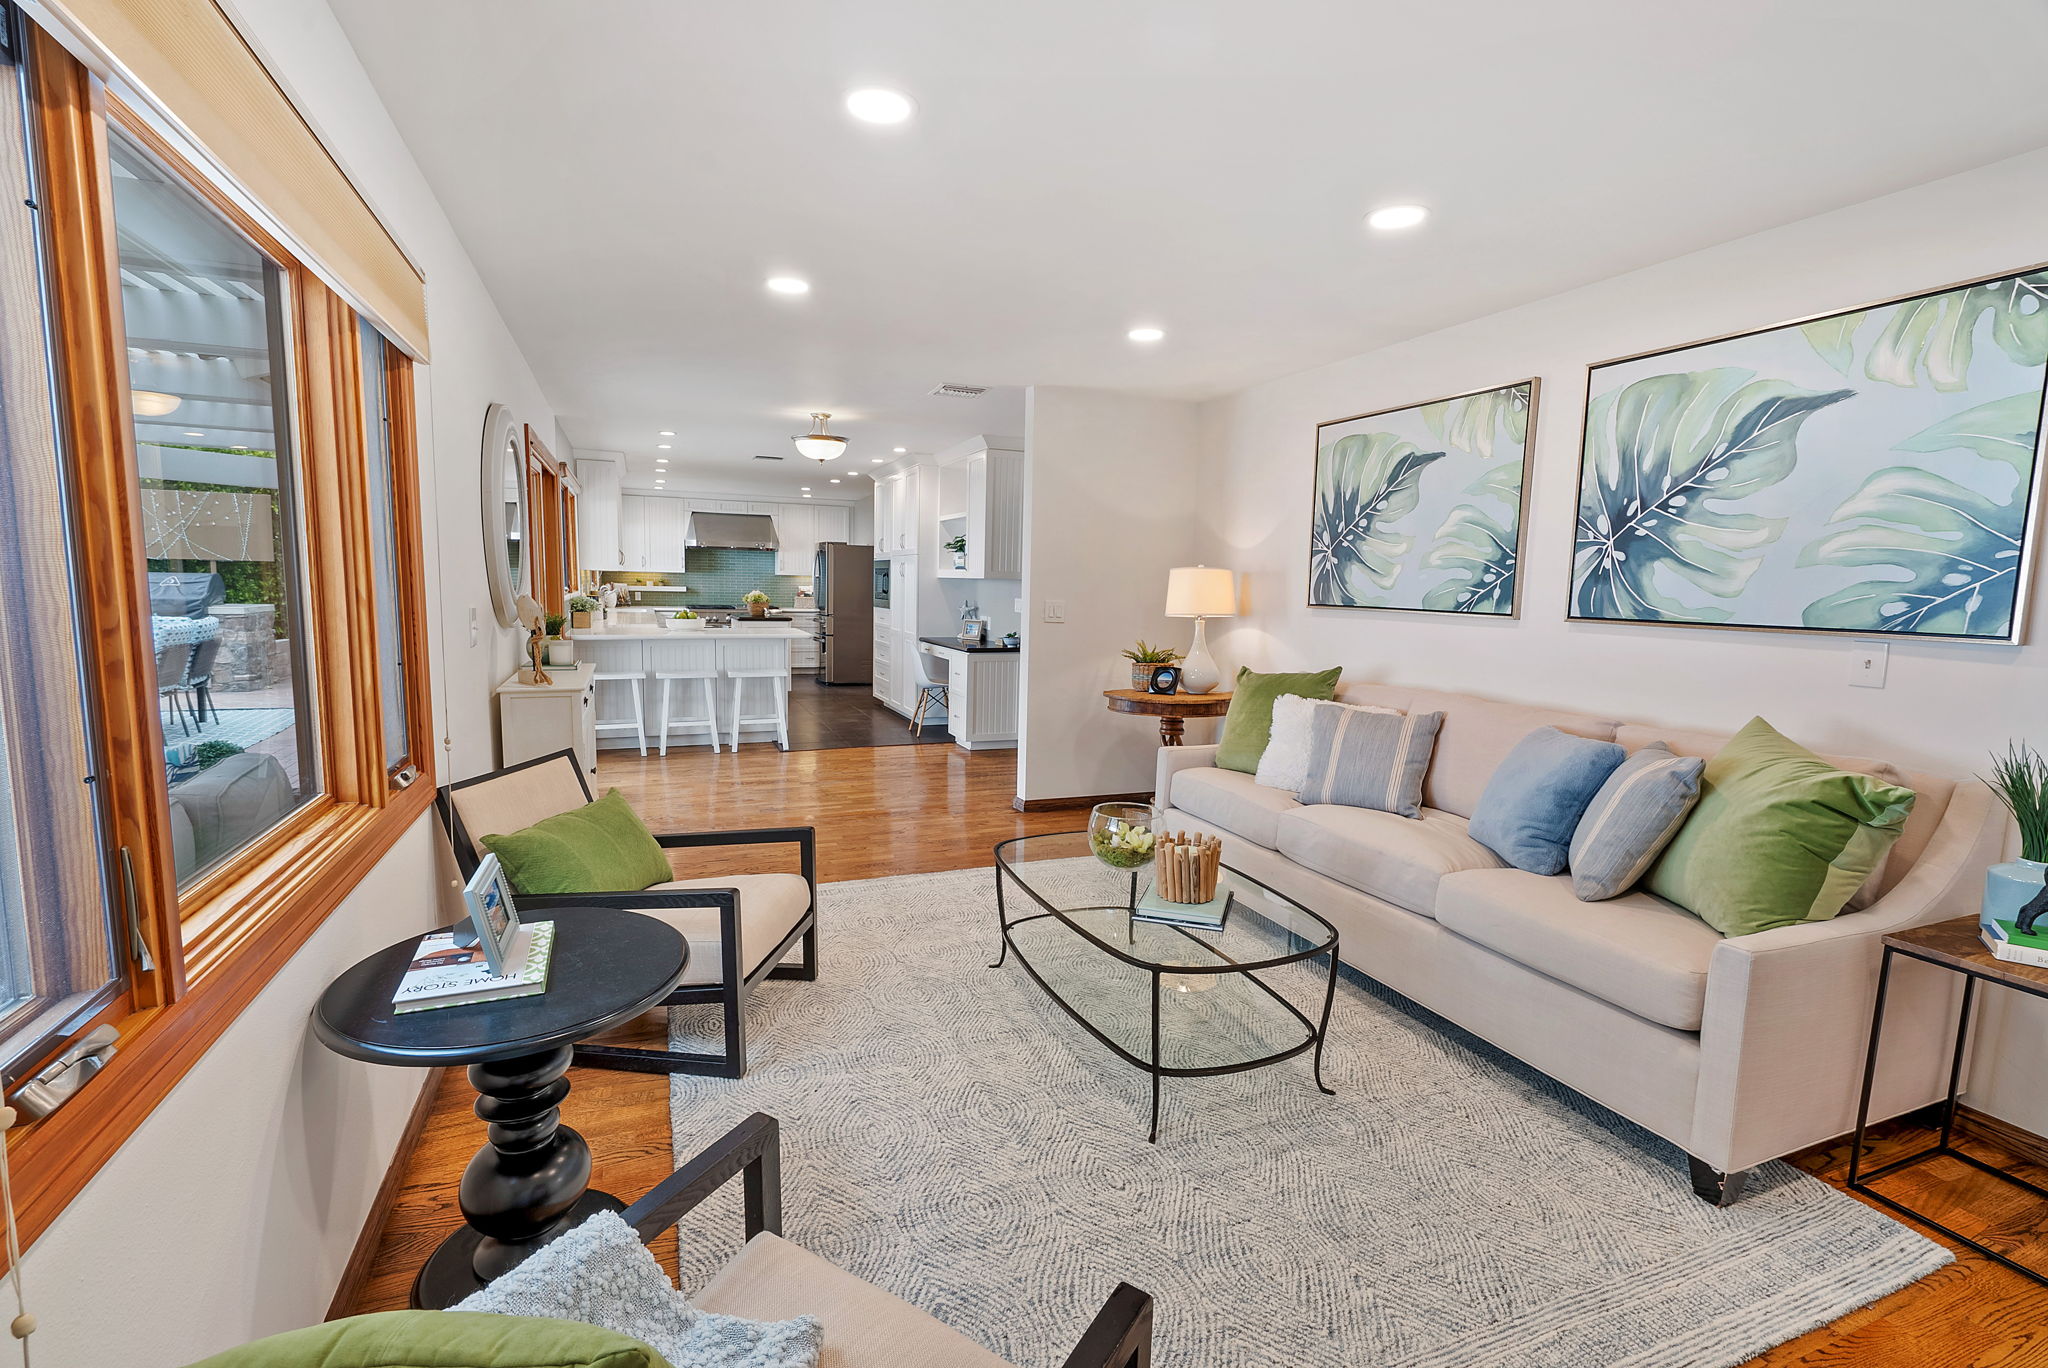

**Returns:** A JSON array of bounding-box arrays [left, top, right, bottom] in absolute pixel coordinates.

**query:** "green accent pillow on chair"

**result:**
[[480, 789, 673, 895], [1647, 717, 1916, 938], [1214, 667, 1342, 773], [182, 1311, 673, 1368]]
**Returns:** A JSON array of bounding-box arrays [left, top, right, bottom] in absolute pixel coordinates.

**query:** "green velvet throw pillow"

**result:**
[[1214, 666, 1342, 773], [480, 789, 672, 895], [1647, 717, 1916, 938], [182, 1310, 673, 1368]]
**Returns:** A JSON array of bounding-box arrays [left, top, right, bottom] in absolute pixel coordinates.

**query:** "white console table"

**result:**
[[495, 662, 598, 774]]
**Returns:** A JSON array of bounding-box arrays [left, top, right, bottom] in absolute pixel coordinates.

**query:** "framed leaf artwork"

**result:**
[[1571, 265, 2048, 642], [1309, 379, 1538, 615]]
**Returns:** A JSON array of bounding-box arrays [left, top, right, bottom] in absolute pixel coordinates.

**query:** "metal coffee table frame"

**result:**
[[992, 832, 1339, 1142]]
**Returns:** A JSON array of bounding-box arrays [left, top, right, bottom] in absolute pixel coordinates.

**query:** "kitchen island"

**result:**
[[568, 622, 811, 751]]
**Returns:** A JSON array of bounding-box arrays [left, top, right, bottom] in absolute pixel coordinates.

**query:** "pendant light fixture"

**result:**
[[791, 412, 848, 462]]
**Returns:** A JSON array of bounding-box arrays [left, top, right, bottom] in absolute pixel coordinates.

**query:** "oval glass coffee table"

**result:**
[[992, 830, 1339, 1142]]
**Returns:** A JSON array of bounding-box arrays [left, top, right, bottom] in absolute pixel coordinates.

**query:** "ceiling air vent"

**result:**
[[928, 383, 988, 399], [752, 454, 785, 461]]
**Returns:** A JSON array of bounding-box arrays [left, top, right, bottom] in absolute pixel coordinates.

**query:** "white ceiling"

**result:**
[[332, 0, 2048, 495]]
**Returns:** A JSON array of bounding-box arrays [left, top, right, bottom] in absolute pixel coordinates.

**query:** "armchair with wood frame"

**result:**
[[438, 748, 818, 1077], [636, 1112, 1154, 1367]]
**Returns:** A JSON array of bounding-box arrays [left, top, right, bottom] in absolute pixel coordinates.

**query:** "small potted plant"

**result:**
[[1983, 742, 2048, 938], [543, 612, 575, 666], [742, 589, 772, 619], [567, 593, 599, 630], [945, 534, 968, 571], [1120, 640, 1182, 691]]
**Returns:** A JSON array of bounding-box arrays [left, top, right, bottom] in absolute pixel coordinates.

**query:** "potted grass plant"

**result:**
[[1120, 640, 1181, 691], [1983, 742, 2048, 937], [543, 612, 574, 667], [567, 593, 599, 630]]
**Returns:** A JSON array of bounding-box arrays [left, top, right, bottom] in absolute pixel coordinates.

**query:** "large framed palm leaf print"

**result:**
[[1309, 379, 1537, 615], [1571, 265, 2048, 642]]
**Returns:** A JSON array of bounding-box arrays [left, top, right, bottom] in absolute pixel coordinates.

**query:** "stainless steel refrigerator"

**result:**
[[813, 542, 874, 684]]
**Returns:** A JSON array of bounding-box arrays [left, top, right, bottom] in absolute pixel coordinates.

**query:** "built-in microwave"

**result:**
[[872, 558, 891, 608]]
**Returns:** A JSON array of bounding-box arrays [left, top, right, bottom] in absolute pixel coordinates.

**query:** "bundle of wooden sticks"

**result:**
[[1154, 830, 1222, 904]]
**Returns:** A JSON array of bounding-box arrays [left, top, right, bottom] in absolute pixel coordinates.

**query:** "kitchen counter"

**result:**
[[572, 624, 812, 641], [918, 636, 1019, 653]]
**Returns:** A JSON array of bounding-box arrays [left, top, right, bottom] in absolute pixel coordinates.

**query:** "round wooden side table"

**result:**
[[313, 907, 688, 1309], [1102, 689, 1233, 746]]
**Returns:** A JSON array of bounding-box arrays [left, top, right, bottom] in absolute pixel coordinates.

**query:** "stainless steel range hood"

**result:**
[[688, 512, 780, 550]]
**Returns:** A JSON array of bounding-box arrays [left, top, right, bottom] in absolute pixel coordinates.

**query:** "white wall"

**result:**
[[1197, 146, 2048, 1130], [26, 0, 565, 1361], [1019, 387, 1205, 802]]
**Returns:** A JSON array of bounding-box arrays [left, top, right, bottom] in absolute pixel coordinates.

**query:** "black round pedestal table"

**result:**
[[314, 907, 687, 1309]]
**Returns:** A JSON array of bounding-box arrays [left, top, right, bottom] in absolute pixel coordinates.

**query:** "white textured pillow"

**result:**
[[1256, 696, 1401, 793]]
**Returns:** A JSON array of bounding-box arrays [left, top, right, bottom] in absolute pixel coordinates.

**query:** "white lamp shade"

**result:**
[[1165, 566, 1237, 618]]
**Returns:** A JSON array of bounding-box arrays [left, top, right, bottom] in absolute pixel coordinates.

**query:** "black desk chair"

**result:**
[[438, 749, 818, 1078]]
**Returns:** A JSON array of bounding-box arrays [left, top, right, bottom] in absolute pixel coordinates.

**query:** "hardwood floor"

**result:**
[[344, 744, 2048, 1365]]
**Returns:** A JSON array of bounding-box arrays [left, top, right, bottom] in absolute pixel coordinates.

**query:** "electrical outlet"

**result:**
[[1849, 642, 1888, 689], [1043, 599, 1066, 624]]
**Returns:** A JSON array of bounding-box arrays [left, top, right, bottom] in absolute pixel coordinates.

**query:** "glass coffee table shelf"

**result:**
[[992, 830, 1339, 1141]]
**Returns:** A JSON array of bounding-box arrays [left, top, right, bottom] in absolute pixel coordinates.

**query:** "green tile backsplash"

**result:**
[[600, 548, 811, 608]]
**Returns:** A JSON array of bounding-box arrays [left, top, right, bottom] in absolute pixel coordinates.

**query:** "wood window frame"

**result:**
[[525, 426, 566, 615], [3, 28, 436, 1257]]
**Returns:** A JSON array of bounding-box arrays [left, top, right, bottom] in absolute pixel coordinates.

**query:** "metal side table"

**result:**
[[1850, 914, 2048, 1288]]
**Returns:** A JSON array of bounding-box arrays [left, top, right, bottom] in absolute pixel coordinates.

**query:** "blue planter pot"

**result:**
[[1982, 857, 2048, 937]]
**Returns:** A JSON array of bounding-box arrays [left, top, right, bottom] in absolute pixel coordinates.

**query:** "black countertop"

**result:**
[[919, 635, 1020, 653]]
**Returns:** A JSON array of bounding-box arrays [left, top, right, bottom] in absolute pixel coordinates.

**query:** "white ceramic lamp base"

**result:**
[[1181, 617, 1221, 694]]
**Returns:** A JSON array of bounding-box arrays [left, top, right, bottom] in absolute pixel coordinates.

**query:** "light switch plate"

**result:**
[[1043, 599, 1067, 624], [1849, 642, 1888, 689]]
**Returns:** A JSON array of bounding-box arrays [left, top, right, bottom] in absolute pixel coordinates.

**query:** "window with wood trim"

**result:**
[[526, 427, 568, 615], [1, 16, 437, 1257]]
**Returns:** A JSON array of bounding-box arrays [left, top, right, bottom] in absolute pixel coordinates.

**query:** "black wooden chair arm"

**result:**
[[1059, 1283, 1155, 1368], [651, 826, 817, 893], [515, 889, 744, 913], [623, 1112, 782, 1243]]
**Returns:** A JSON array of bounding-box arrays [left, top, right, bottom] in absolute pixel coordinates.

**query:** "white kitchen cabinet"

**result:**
[[619, 494, 653, 570], [813, 503, 852, 545], [575, 459, 624, 571], [647, 499, 690, 570], [773, 501, 815, 575], [935, 446, 1023, 580]]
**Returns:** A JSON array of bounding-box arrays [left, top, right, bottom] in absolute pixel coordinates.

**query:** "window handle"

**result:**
[[12, 1025, 118, 1120], [117, 847, 154, 972]]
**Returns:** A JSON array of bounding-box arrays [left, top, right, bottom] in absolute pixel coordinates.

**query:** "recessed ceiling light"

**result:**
[[1127, 327, 1164, 343], [654, 479, 665, 485], [845, 88, 915, 125], [802, 492, 813, 497], [658, 430, 675, 436], [657, 443, 672, 449], [871, 457, 884, 463], [1366, 204, 1429, 231], [892, 447, 906, 453], [800, 486, 811, 491], [182, 429, 205, 436], [765, 276, 811, 295], [830, 478, 841, 483]]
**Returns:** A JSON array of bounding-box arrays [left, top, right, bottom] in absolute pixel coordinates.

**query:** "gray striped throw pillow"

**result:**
[[1568, 742, 1705, 901], [1297, 705, 1443, 818]]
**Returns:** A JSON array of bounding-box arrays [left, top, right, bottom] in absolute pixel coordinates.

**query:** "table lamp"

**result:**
[[1165, 565, 1237, 694]]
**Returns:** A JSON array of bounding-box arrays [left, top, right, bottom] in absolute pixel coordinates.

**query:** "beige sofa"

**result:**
[[1154, 681, 2002, 1202]]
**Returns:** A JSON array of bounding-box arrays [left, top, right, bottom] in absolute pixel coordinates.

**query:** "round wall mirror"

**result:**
[[480, 403, 527, 627]]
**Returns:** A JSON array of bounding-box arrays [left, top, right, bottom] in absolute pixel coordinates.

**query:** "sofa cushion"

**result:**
[[638, 874, 813, 986], [1568, 742, 1705, 901], [1402, 689, 1621, 818], [1435, 868, 1722, 1031], [697, 1232, 1011, 1368], [1647, 717, 1916, 938], [1171, 766, 1302, 848], [1275, 805, 1504, 917], [1215, 666, 1341, 773], [1467, 727, 1626, 875], [1297, 706, 1442, 818]]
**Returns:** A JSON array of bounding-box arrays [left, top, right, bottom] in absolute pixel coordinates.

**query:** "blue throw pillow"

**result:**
[[1569, 741, 1705, 900], [1468, 727, 1627, 875]]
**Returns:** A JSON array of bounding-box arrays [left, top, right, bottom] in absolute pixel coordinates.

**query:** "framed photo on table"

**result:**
[[461, 852, 524, 976]]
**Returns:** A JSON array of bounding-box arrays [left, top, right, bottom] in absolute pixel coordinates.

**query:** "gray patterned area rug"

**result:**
[[667, 862, 1947, 1368]]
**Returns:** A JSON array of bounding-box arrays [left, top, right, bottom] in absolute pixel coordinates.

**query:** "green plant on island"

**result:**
[[1091, 822, 1156, 869], [742, 590, 772, 605], [1120, 640, 1182, 665], [567, 594, 599, 613], [1986, 742, 2048, 862]]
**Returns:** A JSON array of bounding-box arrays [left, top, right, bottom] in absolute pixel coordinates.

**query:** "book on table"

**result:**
[[392, 920, 556, 1013], [1981, 918, 2048, 969], [1133, 885, 1232, 932]]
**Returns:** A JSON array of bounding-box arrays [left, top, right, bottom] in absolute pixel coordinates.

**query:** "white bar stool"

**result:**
[[591, 668, 648, 756], [648, 638, 723, 755], [717, 637, 791, 751]]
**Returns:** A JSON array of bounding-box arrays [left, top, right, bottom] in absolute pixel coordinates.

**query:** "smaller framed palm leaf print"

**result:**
[[1309, 379, 1538, 616], [1570, 263, 2048, 642]]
